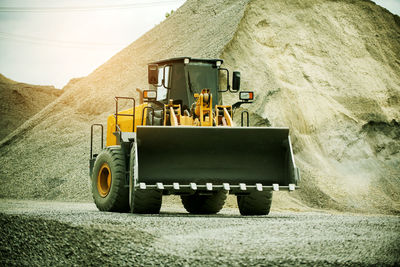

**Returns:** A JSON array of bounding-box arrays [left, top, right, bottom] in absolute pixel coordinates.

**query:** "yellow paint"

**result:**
[[223, 107, 233, 126], [97, 163, 111, 197], [194, 89, 213, 126], [170, 107, 179, 126], [163, 100, 181, 126], [180, 115, 193, 125], [104, 91, 235, 146], [215, 105, 233, 126], [159, 90, 233, 128], [106, 103, 148, 146]]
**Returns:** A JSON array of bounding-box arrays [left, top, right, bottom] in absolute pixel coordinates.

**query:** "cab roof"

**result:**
[[150, 57, 223, 65]]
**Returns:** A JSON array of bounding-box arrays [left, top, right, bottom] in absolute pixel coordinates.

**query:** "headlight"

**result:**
[[239, 91, 254, 101], [143, 90, 157, 101]]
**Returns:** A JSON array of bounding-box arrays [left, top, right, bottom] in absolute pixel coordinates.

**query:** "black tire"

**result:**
[[129, 144, 162, 214], [131, 189, 163, 214], [237, 191, 273, 216], [91, 146, 129, 212], [181, 191, 227, 214]]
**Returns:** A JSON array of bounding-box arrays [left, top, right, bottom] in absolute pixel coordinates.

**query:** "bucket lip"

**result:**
[[137, 126, 290, 131]]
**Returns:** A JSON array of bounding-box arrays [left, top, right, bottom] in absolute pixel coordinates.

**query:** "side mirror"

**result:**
[[232, 71, 241, 92], [148, 64, 158, 85], [218, 68, 230, 92]]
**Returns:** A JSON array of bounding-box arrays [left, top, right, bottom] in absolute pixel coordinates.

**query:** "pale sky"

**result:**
[[0, 0, 398, 88], [0, 0, 185, 88], [373, 0, 400, 15]]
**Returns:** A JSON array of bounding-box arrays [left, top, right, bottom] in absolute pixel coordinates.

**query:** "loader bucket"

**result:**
[[136, 126, 299, 187]]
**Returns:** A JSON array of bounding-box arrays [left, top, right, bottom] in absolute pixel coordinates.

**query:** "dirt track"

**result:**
[[1, 199, 399, 266]]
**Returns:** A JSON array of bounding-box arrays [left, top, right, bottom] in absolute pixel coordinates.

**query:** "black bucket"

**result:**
[[136, 126, 299, 186]]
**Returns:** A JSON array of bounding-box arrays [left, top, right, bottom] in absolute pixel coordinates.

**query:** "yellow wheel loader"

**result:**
[[89, 57, 300, 215]]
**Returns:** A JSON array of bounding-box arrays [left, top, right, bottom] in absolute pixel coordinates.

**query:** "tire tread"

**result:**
[[237, 191, 273, 216], [91, 147, 129, 212], [181, 191, 227, 214]]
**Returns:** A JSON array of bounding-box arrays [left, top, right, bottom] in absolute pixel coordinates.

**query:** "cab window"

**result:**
[[156, 66, 171, 101]]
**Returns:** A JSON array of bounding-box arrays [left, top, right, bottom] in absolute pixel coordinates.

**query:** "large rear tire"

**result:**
[[91, 146, 129, 212], [181, 191, 227, 214], [129, 144, 162, 214], [237, 191, 273, 216]]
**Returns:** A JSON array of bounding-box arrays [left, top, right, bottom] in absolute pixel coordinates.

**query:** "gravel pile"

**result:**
[[0, 214, 164, 266], [0, 74, 61, 140]]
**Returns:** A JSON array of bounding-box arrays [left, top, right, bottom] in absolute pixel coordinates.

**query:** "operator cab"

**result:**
[[148, 57, 238, 111]]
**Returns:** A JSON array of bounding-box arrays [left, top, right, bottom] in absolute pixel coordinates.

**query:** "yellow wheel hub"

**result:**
[[97, 163, 111, 197]]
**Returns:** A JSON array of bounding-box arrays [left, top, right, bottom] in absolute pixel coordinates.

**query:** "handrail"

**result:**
[[141, 106, 155, 125], [241, 110, 249, 127], [90, 124, 103, 159], [115, 97, 136, 132]]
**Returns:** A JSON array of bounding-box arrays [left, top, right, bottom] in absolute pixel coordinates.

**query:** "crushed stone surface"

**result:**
[[0, 200, 399, 266]]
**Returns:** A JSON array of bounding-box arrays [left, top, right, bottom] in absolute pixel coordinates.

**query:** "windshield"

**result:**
[[187, 63, 218, 97]]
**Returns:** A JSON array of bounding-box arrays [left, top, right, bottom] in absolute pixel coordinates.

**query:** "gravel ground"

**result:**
[[0, 199, 399, 266]]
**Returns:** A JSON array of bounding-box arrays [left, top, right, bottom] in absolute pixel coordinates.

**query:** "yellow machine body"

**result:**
[[89, 57, 299, 216], [106, 90, 231, 146], [162, 89, 232, 127], [102, 89, 300, 188], [106, 103, 148, 146]]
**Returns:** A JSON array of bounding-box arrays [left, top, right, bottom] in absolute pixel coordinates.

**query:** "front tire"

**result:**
[[91, 146, 129, 212], [181, 191, 227, 214], [129, 144, 162, 214], [237, 191, 273, 215]]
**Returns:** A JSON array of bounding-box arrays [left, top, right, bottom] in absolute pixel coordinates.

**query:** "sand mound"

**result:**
[[0, 0, 399, 214], [0, 74, 62, 141], [223, 0, 400, 214]]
